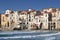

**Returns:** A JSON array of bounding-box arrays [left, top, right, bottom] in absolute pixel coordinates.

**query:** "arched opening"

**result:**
[[53, 22, 55, 29], [13, 28, 21, 30], [39, 22, 43, 30]]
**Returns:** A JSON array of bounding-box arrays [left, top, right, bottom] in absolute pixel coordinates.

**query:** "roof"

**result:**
[[35, 11, 41, 16]]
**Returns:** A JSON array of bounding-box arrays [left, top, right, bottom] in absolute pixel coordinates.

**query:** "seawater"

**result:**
[[0, 30, 60, 40]]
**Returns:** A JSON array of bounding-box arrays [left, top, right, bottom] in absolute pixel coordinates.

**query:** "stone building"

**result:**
[[0, 8, 60, 31], [17, 11, 27, 30], [0, 14, 1, 30], [1, 14, 8, 31]]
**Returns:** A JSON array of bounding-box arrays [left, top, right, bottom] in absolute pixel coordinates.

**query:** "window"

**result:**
[[11, 20, 14, 24], [10, 17, 11, 19], [34, 16, 35, 18], [27, 22, 28, 24], [45, 14, 47, 17], [3, 17, 5, 22], [12, 14, 13, 16], [29, 19, 31, 21], [5, 14, 9, 17], [39, 20, 40, 22], [7, 22, 9, 27], [19, 18, 21, 21], [58, 12, 59, 15], [23, 23, 25, 24], [29, 15, 31, 18], [54, 14, 56, 17], [5, 24, 6, 27], [46, 20, 47, 22], [58, 19, 60, 21], [20, 23, 22, 24]]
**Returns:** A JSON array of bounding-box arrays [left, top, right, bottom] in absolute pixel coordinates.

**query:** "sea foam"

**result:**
[[0, 32, 60, 39]]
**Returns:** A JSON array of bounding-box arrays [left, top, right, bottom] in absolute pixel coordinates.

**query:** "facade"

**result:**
[[5, 10, 19, 30], [17, 11, 27, 30], [0, 8, 60, 31], [0, 14, 1, 30], [1, 14, 8, 30], [56, 8, 60, 29]]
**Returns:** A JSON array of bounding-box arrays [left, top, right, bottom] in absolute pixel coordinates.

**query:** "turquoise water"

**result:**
[[0, 31, 60, 40]]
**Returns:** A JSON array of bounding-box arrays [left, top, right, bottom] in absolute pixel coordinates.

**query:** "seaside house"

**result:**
[[0, 14, 1, 30], [17, 11, 27, 30], [1, 14, 8, 30], [0, 8, 60, 31]]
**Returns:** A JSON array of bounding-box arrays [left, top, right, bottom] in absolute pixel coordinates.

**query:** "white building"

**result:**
[[5, 10, 19, 30]]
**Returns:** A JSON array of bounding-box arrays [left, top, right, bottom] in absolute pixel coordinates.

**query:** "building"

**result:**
[[0, 8, 60, 31], [4, 10, 19, 30], [0, 14, 1, 30], [1, 14, 8, 31], [17, 11, 27, 30]]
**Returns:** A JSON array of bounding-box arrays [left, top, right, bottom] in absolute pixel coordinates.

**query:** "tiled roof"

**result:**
[[5, 14, 9, 17], [52, 8, 56, 12], [10, 11, 14, 14], [35, 11, 41, 16]]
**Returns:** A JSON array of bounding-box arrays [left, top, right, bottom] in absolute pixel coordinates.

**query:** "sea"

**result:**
[[0, 30, 60, 40]]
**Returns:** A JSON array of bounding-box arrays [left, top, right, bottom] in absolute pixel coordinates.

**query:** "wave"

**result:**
[[0, 32, 60, 39], [44, 37, 56, 40], [0, 31, 50, 34]]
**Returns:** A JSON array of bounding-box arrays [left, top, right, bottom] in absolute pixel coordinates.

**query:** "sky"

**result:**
[[0, 0, 60, 13]]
